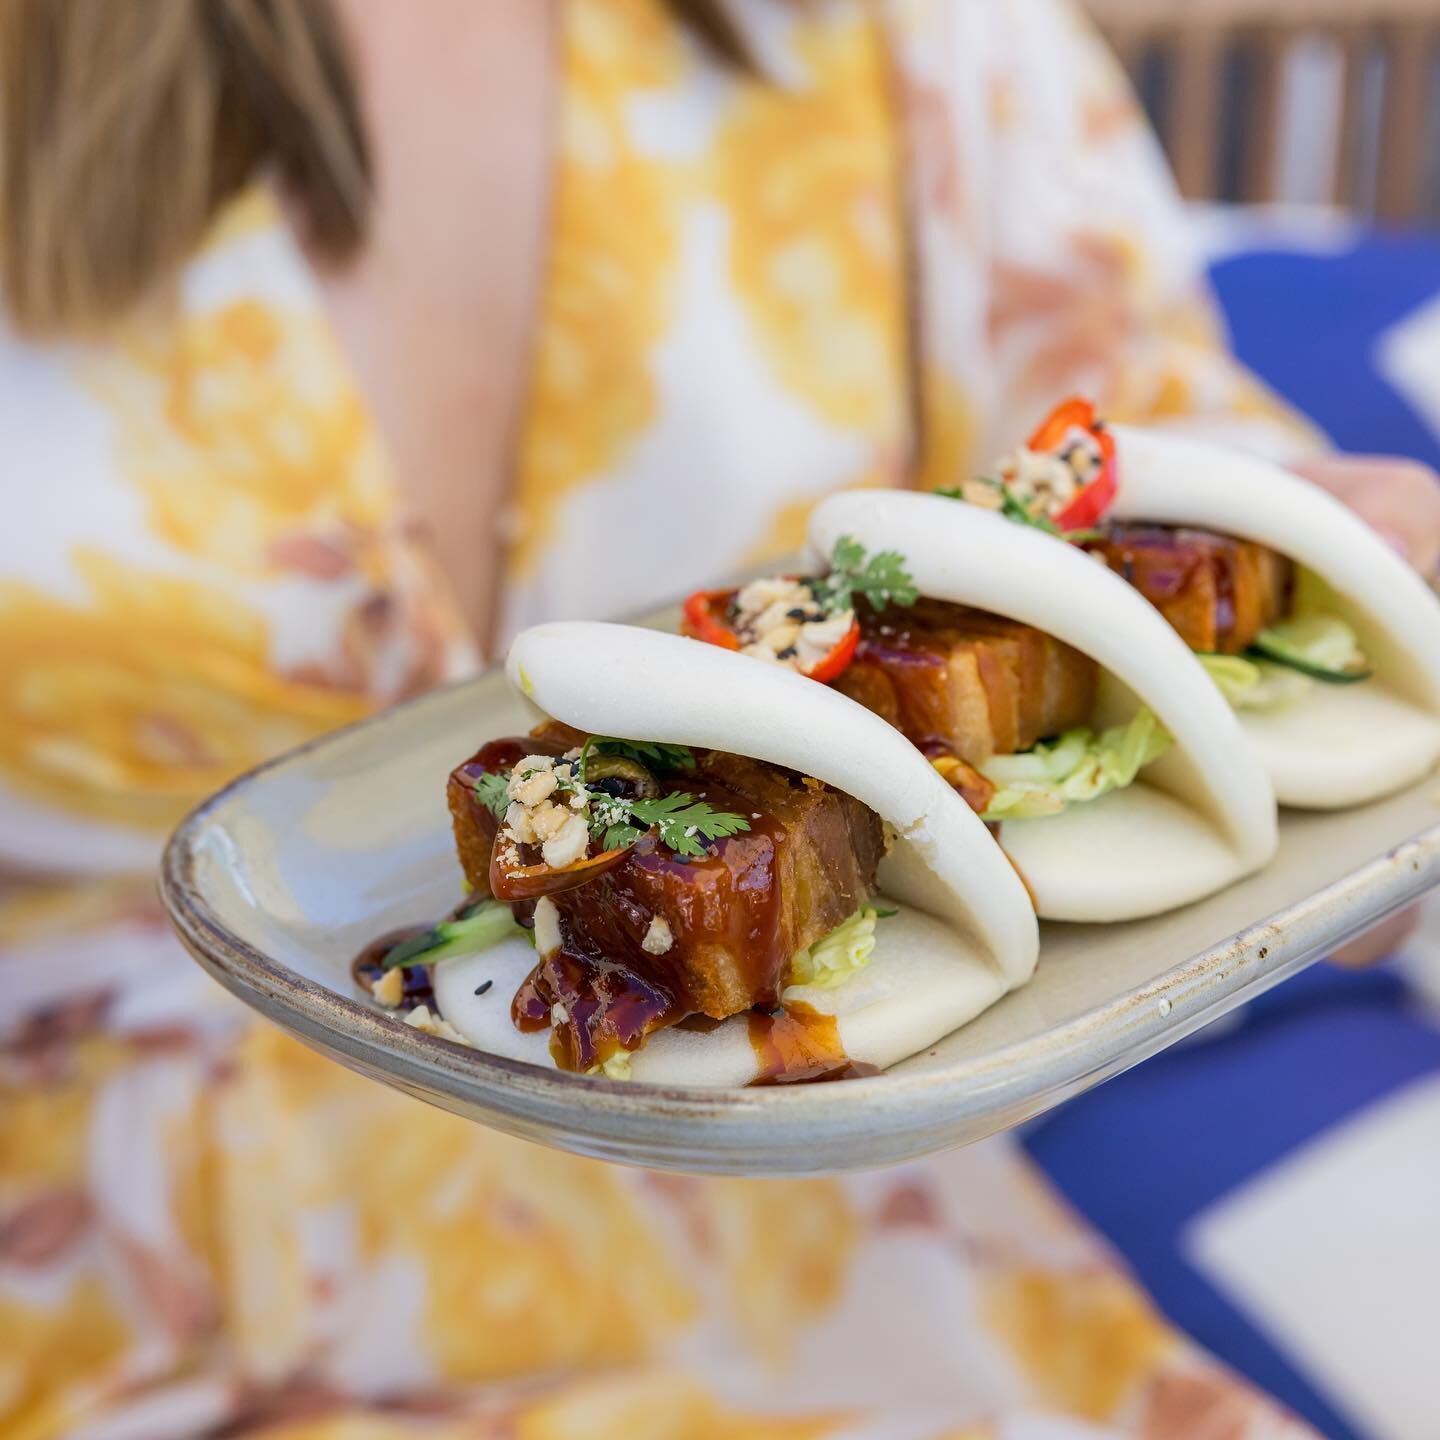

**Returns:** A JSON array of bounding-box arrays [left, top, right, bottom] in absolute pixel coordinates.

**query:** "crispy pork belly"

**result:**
[[554, 752, 882, 1020], [1085, 524, 1292, 655], [834, 599, 1098, 765], [447, 731, 884, 1039]]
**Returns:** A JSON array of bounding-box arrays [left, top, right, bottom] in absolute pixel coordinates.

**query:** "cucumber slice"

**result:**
[[1248, 614, 1372, 684], [382, 900, 529, 969], [1196, 652, 1312, 711]]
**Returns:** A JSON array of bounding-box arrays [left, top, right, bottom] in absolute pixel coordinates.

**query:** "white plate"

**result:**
[[161, 661, 1440, 1176]]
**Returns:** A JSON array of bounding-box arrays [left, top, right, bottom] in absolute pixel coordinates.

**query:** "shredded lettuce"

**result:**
[[1197, 652, 1312, 711], [787, 906, 885, 991], [980, 709, 1172, 820]]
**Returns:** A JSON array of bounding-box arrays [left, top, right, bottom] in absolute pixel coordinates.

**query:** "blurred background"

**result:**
[[3, 4, 1439, 1439], [1084, 0, 1440, 469], [1088, 0, 1440, 220]]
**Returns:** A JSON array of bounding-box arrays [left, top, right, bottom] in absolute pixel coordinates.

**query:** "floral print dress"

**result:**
[[0, 2, 1316, 1437]]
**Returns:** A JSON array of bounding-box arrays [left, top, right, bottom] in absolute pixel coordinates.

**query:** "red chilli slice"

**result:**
[[1027, 395, 1118, 532]]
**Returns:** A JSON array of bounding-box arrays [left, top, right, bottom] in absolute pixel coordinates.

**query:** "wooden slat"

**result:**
[[1241, 29, 1288, 204], [1086, 0, 1440, 27], [1103, 23, 1151, 84], [1082, 1, 1440, 219], [1376, 21, 1436, 221], [1333, 24, 1374, 207], [1168, 25, 1229, 198]]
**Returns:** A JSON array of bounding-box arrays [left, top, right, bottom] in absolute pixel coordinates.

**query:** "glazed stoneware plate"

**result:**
[[161, 655, 1440, 1176]]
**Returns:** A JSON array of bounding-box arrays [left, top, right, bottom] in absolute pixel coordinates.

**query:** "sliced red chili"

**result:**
[[680, 588, 741, 649], [804, 618, 860, 684], [682, 583, 861, 684], [1028, 396, 1098, 452], [1027, 395, 1118, 532]]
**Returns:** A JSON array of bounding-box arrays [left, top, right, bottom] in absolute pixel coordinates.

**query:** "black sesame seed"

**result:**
[[473, 979, 494, 996], [786, 607, 808, 620], [776, 646, 798, 660]]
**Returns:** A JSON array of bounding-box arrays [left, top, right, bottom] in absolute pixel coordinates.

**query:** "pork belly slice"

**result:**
[[1085, 524, 1292, 655], [835, 599, 1097, 766], [447, 733, 884, 1023]]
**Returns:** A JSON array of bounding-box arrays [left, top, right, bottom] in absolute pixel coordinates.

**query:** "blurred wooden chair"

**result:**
[[1083, 0, 1440, 221]]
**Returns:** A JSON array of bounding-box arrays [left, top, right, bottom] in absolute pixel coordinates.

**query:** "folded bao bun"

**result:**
[[808, 491, 1279, 922], [432, 622, 1040, 1088], [1108, 426, 1440, 809]]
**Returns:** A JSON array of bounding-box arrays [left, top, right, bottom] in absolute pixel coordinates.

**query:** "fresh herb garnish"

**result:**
[[632, 792, 752, 857], [579, 736, 697, 780], [473, 771, 512, 820], [937, 479, 1102, 543], [816, 535, 918, 613], [481, 746, 747, 860], [590, 790, 750, 858]]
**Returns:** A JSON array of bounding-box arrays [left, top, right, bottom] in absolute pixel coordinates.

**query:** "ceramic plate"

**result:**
[[161, 654, 1440, 1176]]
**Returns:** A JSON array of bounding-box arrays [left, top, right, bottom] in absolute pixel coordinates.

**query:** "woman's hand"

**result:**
[[1290, 454, 1440, 581], [1290, 453, 1440, 967]]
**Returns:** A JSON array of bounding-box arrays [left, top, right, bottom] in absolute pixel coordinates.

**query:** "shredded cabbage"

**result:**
[[787, 906, 884, 991], [1197, 652, 1312, 711], [980, 709, 1172, 820]]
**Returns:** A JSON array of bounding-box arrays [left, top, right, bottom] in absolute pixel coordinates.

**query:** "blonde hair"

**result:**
[[0, 0, 751, 339], [0, 0, 369, 337]]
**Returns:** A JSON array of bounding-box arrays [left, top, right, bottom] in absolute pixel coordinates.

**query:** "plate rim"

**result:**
[[159, 673, 1440, 1139]]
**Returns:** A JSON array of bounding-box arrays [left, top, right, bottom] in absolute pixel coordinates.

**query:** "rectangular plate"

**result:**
[[162, 649, 1440, 1176]]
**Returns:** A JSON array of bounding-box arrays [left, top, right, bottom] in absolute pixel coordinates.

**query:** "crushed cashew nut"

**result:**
[[372, 967, 404, 1008], [641, 914, 674, 955], [732, 576, 851, 673], [533, 897, 563, 955], [500, 752, 595, 868], [994, 426, 1103, 519], [403, 1005, 469, 1045]]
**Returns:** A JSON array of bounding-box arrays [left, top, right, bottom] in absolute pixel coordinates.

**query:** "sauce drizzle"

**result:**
[[747, 1002, 880, 1085]]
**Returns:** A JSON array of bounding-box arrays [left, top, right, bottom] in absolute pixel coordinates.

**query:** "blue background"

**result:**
[[1023, 228, 1440, 1440]]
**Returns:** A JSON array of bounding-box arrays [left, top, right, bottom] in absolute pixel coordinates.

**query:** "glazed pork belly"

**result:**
[[448, 730, 884, 1062], [1084, 524, 1292, 655], [833, 598, 1098, 765]]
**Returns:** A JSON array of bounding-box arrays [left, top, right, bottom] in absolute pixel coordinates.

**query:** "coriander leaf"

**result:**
[[851, 547, 919, 610], [601, 821, 644, 851], [999, 488, 1061, 535], [586, 791, 633, 843], [829, 534, 867, 578], [819, 534, 918, 615], [628, 792, 751, 858], [472, 771, 511, 820]]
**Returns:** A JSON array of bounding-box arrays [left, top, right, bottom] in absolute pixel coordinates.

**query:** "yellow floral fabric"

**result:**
[[501, 0, 1312, 632], [0, 2, 1318, 1438]]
